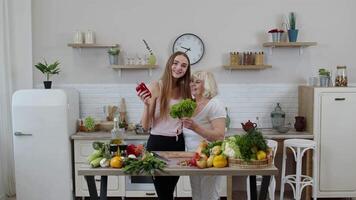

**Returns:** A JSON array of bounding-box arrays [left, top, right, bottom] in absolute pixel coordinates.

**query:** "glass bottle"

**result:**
[[335, 66, 348, 87], [270, 103, 286, 129], [111, 117, 123, 145], [225, 107, 231, 131]]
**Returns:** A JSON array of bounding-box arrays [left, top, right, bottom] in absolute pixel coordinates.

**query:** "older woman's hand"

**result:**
[[182, 117, 197, 130]]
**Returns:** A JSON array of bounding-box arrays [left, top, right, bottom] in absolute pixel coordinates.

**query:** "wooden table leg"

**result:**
[[84, 176, 98, 200], [227, 176, 232, 200]]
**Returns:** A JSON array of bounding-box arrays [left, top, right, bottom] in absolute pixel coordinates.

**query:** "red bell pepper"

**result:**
[[136, 82, 152, 98]]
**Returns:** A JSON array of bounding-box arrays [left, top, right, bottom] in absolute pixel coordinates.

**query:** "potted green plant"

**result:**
[[34, 60, 60, 89], [288, 12, 298, 42], [108, 47, 120, 65], [319, 68, 330, 87]]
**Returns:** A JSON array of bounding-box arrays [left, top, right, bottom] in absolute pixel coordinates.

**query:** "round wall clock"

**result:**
[[172, 33, 205, 65]]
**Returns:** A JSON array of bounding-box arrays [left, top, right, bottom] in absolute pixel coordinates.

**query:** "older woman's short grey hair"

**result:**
[[191, 70, 218, 98]]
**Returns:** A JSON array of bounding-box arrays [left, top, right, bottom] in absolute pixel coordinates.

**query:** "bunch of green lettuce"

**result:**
[[170, 99, 197, 119], [222, 135, 242, 159]]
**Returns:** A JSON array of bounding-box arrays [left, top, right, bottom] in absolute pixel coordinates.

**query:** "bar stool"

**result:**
[[246, 139, 278, 200], [280, 139, 317, 200]]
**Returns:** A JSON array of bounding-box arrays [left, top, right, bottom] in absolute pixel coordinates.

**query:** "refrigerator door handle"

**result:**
[[14, 131, 33, 136]]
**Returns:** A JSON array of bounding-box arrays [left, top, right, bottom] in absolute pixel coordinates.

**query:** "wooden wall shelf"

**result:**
[[223, 65, 272, 70], [263, 42, 317, 48], [110, 64, 158, 69], [263, 42, 317, 55], [68, 43, 119, 48], [110, 64, 158, 77]]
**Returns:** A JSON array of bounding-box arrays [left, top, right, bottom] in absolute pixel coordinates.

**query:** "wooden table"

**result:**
[[79, 164, 278, 200]]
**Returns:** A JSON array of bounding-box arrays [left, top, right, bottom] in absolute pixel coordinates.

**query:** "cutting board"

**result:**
[[154, 151, 195, 159]]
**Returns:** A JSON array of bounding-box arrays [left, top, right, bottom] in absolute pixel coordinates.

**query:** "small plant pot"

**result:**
[[270, 33, 279, 42], [43, 81, 52, 89], [288, 29, 299, 42], [109, 54, 118, 65], [319, 75, 330, 87]]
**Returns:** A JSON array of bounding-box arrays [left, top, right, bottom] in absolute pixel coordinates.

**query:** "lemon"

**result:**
[[213, 155, 228, 168], [110, 156, 123, 168], [256, 150, 267, 160]]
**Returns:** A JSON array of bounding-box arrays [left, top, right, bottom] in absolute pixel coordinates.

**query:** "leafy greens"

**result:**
[[170, 99, 197, 119]]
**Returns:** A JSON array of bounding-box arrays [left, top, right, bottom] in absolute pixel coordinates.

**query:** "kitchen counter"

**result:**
[[71, 131, 148, 140], [71, 128, 313, 140]]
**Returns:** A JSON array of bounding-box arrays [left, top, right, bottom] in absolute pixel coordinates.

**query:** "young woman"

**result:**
[[182, 70, 226, 200], [137, 51, 191, 200]]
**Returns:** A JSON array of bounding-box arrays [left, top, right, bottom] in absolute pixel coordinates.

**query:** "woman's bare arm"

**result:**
[[140, 81, 159, 131]]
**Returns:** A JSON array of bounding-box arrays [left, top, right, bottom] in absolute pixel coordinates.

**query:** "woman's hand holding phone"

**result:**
[[136, 82, 152, 105]]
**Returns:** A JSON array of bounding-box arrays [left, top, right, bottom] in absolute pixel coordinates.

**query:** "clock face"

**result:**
[[172, 33, 205, 65]]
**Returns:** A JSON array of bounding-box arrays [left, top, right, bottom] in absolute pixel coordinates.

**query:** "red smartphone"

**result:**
[[136, 82, 152, 98]]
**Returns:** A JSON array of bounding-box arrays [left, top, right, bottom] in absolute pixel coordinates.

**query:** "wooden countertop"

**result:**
[[71, 131, 148, 140], [78, 165, 278, 176], [71, 128, 313, 140]]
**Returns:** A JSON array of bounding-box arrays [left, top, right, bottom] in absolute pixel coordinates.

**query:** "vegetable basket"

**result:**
[[228, 156, 273, 168]]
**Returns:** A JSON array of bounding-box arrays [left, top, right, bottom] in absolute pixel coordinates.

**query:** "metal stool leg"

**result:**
[[280, 145, 287, 200], [312, 148, 318, 200], [268, 176, 276, 200], [295, 147, 302, 200], [246, 176, 251, 200]]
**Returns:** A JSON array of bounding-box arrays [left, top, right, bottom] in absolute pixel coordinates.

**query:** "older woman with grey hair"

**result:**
[[182, 70, 226, 200]]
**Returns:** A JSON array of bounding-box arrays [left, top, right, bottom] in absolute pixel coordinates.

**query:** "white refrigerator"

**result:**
[[12, 89, 79, 200]]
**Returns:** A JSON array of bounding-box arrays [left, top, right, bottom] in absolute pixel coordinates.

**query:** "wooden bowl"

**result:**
[[99, 121, 114, 132]]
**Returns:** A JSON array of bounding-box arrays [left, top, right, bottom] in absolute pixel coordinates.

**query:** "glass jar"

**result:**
[[335, 66, 348, 87], [270, 103, 286, 129], [111, 117, 123, 145], [225, 107, 231, 131]]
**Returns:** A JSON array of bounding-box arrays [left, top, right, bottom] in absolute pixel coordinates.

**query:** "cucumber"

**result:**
[[87, 149, 102, 163], [90, 157, 103, 168]]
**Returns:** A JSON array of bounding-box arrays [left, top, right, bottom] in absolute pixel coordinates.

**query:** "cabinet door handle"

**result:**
[[335, 98, 346, 101], [145, 192, 156, 196], [95, 178, 101, 182], [14, 132, 32, 136]]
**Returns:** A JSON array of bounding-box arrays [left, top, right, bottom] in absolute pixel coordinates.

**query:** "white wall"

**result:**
[[58, 83, 298, 128], [0, 170, 4, 200], [9, 0, 33, 90], [31, 0, 356, 85]]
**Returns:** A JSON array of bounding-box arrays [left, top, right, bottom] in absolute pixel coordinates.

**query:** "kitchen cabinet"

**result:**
[[73, 134, 158, 198], [176, 176, 227, 197], [298, 86, 356, 198], [74, 140, 125, 197]]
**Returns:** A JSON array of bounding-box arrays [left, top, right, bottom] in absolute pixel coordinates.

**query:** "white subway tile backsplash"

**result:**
[[57, 84, 299, 129]]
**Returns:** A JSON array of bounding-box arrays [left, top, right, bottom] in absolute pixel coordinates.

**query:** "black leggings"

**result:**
[[146, 134, 185, 200]]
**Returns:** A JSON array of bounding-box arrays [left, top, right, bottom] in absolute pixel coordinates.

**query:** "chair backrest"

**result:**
[[266, 139, 278, 163]]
